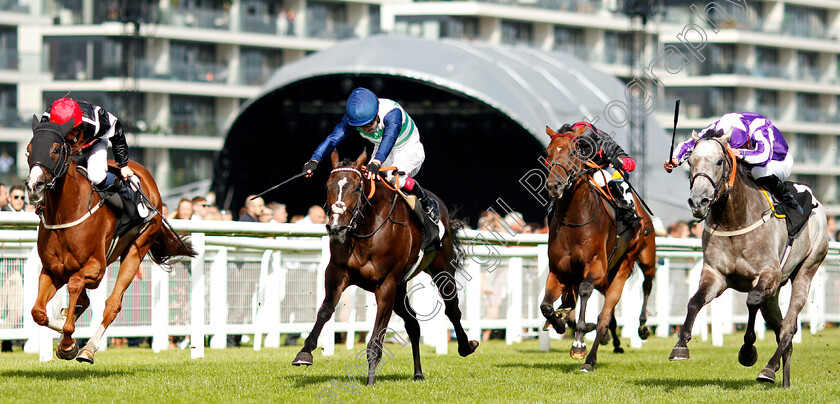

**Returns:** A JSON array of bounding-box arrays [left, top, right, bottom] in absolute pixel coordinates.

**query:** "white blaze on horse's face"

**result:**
[[330, 177, 349, 227], [687, 140, 727, 219], [26, 165, 46, 204]]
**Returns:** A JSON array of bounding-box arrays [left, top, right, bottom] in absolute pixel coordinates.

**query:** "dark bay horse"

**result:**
[[540, 125, 657, 372], [668, 131, 828, 387], [25, 118, 195, 363], [292, 150, 478, 385]]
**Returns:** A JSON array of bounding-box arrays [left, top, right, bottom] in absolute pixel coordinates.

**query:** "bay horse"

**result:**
[[292, 150, 478, 385], [25, 118, 196, 363], [668, 131, 828, 387], [540, 125, 657, 372]]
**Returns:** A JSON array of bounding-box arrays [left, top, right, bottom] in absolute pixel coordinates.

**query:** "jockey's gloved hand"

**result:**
[[365, 160, 381, 175], [302, 160, 318, 177], [610, 157, 624, 170]]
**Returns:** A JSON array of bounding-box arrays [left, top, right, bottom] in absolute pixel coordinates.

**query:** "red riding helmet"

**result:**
[[49, 98, 83, 128]]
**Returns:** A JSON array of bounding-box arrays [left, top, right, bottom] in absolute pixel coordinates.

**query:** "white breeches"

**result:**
[[83, 140, 109, 184], [750, 153, 793, 181], [374, 140, 425, 178]]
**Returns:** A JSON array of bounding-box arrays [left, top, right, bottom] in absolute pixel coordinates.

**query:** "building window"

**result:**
[[604, 31, 633, 65], [554, 27, 585, 60], [170, 95, 218, 136], [796, 93, 821, 122], [239, 47, 282, 86], [794, 134, 820, 165], [169, 149, 217, 188], [500, 20, 533, 46], [755, 90, 779, 118], [784, 5, 827, 39], [0, 27, 17, 70], [170, 41, 225, 83], [306, 1, 352, 40]]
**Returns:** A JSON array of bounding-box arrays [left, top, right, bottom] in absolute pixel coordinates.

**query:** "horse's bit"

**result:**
[[29, 125, 71, 189], [689, 138, 734, 204]]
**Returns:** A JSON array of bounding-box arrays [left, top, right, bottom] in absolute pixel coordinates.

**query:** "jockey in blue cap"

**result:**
[[302, 87, 439, 224], [665, 112, 803, 219]]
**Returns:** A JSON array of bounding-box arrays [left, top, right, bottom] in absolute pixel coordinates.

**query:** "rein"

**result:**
[[689, 138, 738, 204], [328, 167, 403, 239]]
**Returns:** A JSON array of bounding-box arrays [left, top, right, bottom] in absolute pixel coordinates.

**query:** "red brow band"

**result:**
[[550, 133, 576, 139]]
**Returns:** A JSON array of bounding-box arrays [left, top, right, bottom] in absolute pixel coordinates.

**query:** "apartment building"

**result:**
[[0, 0, 838, 213]]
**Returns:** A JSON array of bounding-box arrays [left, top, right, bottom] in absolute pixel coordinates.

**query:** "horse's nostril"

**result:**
[[687, 199, 695, 208]]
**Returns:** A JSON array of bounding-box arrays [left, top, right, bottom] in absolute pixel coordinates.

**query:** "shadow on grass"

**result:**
[[1, 368, 135, 380], [634, 377, 764, 391], [290, 372, 415, 388], [495, 361, 610, 373]]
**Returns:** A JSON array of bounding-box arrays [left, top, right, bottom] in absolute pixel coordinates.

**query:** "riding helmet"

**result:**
[[49, 98, 83, 128], [345, 88, 379, 126]]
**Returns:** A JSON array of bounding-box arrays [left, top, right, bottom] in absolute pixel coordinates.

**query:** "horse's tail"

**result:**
[[447, 211, 467, 270], [149, 225, 197, 268]]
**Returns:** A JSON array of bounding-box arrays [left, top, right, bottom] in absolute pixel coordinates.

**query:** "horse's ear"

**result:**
[[546, 126, 559, 137], [690, 129, 700, 141], [355, 149, 368, 168], [720, 130, 733, 144], [31, 115, 39, 132], [59, 119, 75, 136], [573, 125, 587, 135], [330, 150, 340, 168]]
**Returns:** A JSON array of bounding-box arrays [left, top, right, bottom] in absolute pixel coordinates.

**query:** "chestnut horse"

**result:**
[[25, 118, 195, 363], [668, 131, 828, 387], [540, 125, 657, 372], [292, 150, 478, 385]]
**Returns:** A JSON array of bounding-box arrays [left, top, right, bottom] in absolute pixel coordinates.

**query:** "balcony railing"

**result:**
[[240, 14, 278, 35], [781, 20, 827, 40], [168, 116, 226, 137], [306, 21, 356, 40], [159, 7, 231, 31], [754, 62, 790, 79], [133, 60, 229, 84], [797, 107, 827, 123]]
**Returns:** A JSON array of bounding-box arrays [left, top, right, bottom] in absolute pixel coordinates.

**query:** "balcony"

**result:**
[[168, 116, 226, 137], [134, 60, 229, 84], [306, 21, 356, 40], [781, 20, 827, 40], [797, 107, 828, 123], [159, 7, 231, 31]]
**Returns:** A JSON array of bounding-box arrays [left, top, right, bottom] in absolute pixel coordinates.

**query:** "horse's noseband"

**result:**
[[328, 167, 367, 232], [689, 138, 733, 204], [29, 124, 71, 189]]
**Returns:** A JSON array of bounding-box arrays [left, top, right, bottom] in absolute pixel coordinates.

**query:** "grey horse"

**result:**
[[668, 131, 828, 388]]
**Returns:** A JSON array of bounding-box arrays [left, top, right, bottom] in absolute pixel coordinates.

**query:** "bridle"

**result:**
[[689, 137, 738, 205], [29, 124, 71, 190], [327, 167, 367, 233], [327, 166, 401, 239]]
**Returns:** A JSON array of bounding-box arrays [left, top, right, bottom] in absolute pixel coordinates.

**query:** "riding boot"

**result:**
[[755, 175, 805, 237], [608, 181, 641, 229], [755, 175, 803, 216], [409, 182, 440, 223]]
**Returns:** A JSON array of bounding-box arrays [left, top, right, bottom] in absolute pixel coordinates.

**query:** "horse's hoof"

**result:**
[[613, 347, 624, 354], [570, 345, 587, 360], [580, 364, 594, 373], [757, 368, 776, 383], [56, 343, 78, 360], [413, 374, 425, 381], [75, 347, 94, 364], [738, 345, 757, 367], [292, 351, 313, 366], [459, 340, 479, 357], [638, 326, 651, 340], [669, 346, 690, 361]]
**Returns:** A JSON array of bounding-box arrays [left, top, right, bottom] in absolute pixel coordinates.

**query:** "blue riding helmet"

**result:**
[[345, 88, 379, 126]]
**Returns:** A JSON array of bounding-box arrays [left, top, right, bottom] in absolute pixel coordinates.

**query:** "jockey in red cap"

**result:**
[[43, 98, 150, 227]]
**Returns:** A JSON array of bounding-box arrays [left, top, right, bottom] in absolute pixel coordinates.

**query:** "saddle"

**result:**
[[78, 165, 152, 240], [765, 182, 816, 240]]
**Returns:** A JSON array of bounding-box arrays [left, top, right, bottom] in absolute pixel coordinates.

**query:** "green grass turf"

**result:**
[[1, 328, 839, 403]]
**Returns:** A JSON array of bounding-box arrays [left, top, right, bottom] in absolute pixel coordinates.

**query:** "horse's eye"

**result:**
[[716, 158, 724, 166]]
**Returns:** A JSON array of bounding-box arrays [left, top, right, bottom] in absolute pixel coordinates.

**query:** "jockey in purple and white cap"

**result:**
[[665, 112, 803, 218]]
